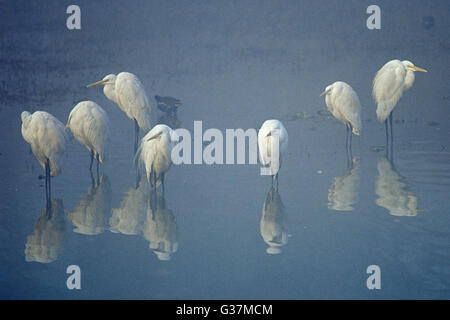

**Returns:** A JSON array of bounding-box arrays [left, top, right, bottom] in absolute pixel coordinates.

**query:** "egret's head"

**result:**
[[146, 125, 174, 142], [87, 74, 117, 87], [320, 84, 333, 97], [402, 61, 427, 73], [21, 111, 31, 122]]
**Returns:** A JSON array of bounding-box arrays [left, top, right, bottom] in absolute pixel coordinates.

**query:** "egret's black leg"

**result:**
[[134, 119, 139, 156], [276, 172, 279, 190], [135, 167, 140, 189], [385, 119, 389, 159], [89, 149, 94, 172], [349, 125, 353, 157], [389, 112, 394, 163], [150, 166, 155, 190], [45, 162, 49, 202], [96, 153, 100, 177], [161, 173, 165, 197], [45, 159, 51, 203], [345, 124, 350, 155]]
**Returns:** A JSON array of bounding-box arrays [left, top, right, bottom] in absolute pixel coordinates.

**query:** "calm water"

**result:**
[[1, 0, 449, 299]]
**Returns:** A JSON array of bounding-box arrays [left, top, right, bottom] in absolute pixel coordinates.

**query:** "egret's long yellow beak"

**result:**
[[320, 89, 330, 97], [412, 66, 427, 72], [147, 131, 162, 141], [65, 123, 69, 130], [87, 79, 108, 87]]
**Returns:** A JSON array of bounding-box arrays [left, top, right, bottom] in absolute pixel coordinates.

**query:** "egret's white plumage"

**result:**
[[21, 111, 66, 177], [137, 124, 178, 188], [88, 72, 154, 132], [373, 60, 427, 123], [258, 120, 288, 177], [66, 100, 111, 165], [320, 81, 362, 135]]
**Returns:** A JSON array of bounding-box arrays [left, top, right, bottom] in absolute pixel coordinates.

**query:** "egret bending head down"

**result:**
[[137, 124, 178, 191], [21, 111, 67, 201], [258, 119, 288, 186]]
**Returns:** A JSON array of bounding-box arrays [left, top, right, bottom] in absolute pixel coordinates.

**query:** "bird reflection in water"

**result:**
[[67, 174, 112, 235], [142, 189, 178, 261], [260, 186, 288, 255], [375, 157, 421, 216], [328, 157, 360, 212], [25, 199, 66, 263], [109, 175, 148, 236]]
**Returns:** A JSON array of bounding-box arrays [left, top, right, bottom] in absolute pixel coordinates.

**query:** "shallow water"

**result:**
[[1, 0, 449, 299]]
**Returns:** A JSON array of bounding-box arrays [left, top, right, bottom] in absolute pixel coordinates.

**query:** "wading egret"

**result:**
[[66, 100, 111, 172], [320, 81, 362, 154], [258, 119, 288, 185], [373, 60, 427, 150], [137, 124, 178, 190], [21, 111, 67, 200], [87, 72, 155, 152]]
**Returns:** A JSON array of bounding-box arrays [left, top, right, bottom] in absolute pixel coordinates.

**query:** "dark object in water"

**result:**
[[155, 95, 182, 114]]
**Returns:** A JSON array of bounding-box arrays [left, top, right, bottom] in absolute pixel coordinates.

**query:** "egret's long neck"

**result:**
[[103, 83, 117, 104], [404, 69, 415, 90]]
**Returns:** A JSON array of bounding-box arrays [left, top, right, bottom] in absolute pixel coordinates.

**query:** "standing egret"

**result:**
[[258, 119, 288, 185], [87, 72, 155, 153], [373, 60, 427, 157], [320, 81, 362, 159], [21, 111, 67, 201], [66, 100, 111, 172], [137, 124, 178, 191]]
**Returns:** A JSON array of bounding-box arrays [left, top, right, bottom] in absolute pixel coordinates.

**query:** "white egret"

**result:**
[[320, 81, 362, 154], [137, 124, 178, 190], [258, 119, 288, 185], [87, 72, 155, 153], [66, 100, 111, 172], [21, 111, 67, 200], [372, 60, 427, 150]]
